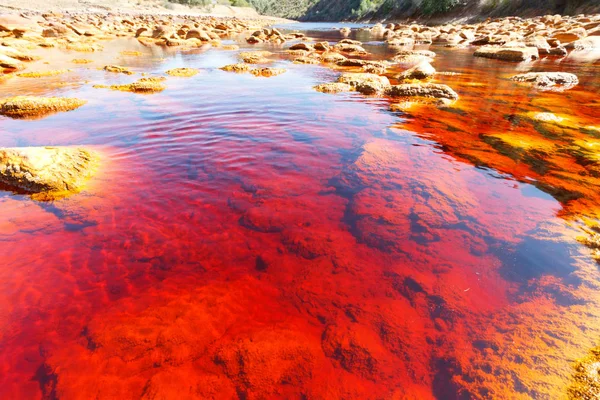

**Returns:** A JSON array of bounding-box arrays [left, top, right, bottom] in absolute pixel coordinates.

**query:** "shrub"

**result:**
[[421, 0, 460, 14]]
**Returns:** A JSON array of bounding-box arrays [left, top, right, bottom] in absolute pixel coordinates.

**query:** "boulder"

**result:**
[[396, 61, 436, 80], [0, 146, 97, 199], [186, 29, 211, 41], [94, 77, 166, 93], [0, 53, 24, 70], [220, 63, 251, 73], [385, 83, 459, 100], [338, 73, 391, 95], [569, 36, 600, 50], [0, 96, 86, 119], [103, 65, 133, 75], [314, 82, 352, 93], [511, 72, 579, 91], [474, 46, 539, 61], [289, 42, 314, 52], [250, 68, 286, 78], [165, 68, 199, 77], [0, 14, 40, 36]]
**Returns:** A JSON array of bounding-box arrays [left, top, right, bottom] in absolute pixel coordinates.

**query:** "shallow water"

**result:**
[[1, 23, 600, 399]]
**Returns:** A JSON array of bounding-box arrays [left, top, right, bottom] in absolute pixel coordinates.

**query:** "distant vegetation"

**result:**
[[167, 0, 254, 8], [243, 0, 600, 21]]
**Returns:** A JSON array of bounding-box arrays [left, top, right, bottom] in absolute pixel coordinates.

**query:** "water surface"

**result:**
[[1, 23, 600, 399]]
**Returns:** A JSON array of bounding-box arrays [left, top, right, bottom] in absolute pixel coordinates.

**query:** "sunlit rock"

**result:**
[[0, 96, 86, 119], [0, 146, 98, 199], [103, 65, 133, 75], [338, 73, 391, 95], [474, 46, 539, 61], [511, 72, 579, 91], [250, 68, 286, 78], [314, 82, 352, 94], [220, 63, 251, 73], [385, 83, 459, 100], [396, 61, 436, 81], [239, 50, 272, 64], [16, 69, 69, 78], [165, 68, 199, 77], [94, 77, 166, 93]]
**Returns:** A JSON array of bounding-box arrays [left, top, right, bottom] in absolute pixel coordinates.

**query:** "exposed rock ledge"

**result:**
[[0, 147, 98, 200]]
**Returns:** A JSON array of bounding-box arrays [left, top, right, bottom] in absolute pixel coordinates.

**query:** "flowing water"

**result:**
[[1, 23, 600, 399]]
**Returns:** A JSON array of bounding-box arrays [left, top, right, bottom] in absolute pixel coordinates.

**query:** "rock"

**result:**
[[387, 37, 415, 47], [0, 53, 24, 70], [385, 83, 459, 100], [392, 54, 434, 66], [336, 59, 389, 74], [0, 146, 97, 199], [65, 42, 100, 52], [152, 25, 172, 39], [511, 72, 579, 91], [289, 42, 314, 52], [474, 46, 539, 61], [135, 27, 148, 38], [239, 51, 272, 64], [552, 30, 585, 44], [568, 346, 600, 399], [334, 43, 367, 55], [395, 49, 436, 59], [294, 56, 320, 65], [320, 51, 346, 63], [0, 14, 39, 36], [103, 65, 133, 75], [338, 73, 391, 95], [396, 61, 436, 81], [314, 82, 352, 93], [71, 58, 93, 64], [94, 77, 166, 93], [569, 36, 600, 50], [340, 27, 351, 36], [220, 63, 251, 73], [16, 69, 69, 78], [165, 68, 199, 77], [0, 46, 40, 62], [0, 96, 86, 119], [314, 41, 330, 51], [250, 68, 286, 78], [186, 29, 211, 41]]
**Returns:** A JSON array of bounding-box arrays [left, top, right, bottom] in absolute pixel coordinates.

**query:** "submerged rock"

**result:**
[[385, 83, 459, 100], [314, 82, 352, 94], [474, 46, 539, 61], [0, 96, 86, 119], [165, 68, 199, 77], [239, 51, 272, 64], [220, 63, 251, 73], [103, 65, 133, 75], [511, 72, 579, 91], [94, 77, 166, 93], [16, 69, 69, 78], [0, 146, 98, 199], [250, 68, 286, 78]]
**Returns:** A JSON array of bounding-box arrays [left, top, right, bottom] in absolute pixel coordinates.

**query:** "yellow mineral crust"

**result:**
[[0, 96, 86, 119], [0, 146, 99, 200]]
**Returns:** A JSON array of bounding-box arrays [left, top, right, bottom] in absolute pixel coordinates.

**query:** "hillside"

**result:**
[[246, 0, 600, 22]]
